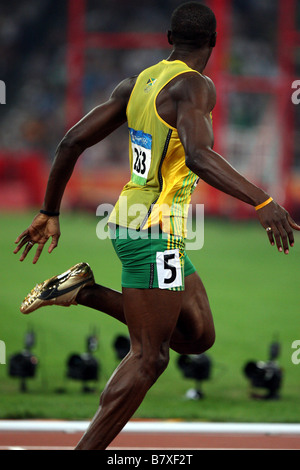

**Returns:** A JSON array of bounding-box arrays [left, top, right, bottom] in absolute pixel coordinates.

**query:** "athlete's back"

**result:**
[[109, 60, 201, 237]]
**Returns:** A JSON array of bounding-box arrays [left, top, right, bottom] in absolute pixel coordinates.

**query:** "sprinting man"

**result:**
[[14, 2, 300, 450]]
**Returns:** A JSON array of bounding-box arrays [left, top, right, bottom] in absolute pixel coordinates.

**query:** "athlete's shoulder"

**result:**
[[110, 75, 138, 103], [200, 74, 216, 96], [168, 71, 216, 113]]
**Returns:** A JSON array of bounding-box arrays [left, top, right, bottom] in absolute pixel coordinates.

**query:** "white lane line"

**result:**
[[8, 446, 26, 450], [0, 420, 300, 435]]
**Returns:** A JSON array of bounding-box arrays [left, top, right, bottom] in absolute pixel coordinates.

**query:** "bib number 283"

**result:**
[[156, 249, 182, 289], [129, 128, 152, 186]]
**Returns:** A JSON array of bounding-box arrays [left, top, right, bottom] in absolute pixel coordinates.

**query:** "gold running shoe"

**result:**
[[20, 262, 95, 314]]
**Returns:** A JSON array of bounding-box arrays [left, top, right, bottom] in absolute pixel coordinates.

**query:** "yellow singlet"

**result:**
[[108, 59, 200, 238]]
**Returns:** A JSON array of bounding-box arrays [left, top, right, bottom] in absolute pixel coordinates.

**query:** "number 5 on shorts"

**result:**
[[156, 249, 182, 289]]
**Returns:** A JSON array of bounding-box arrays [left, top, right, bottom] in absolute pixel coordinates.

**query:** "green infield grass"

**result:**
[[0, 210, 299, 422]]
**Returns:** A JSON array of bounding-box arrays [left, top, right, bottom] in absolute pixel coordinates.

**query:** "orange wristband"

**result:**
[[255, 197, 273, 211]]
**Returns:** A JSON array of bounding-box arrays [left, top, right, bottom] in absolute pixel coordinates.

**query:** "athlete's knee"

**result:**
[[196, 327, 216, 353], [144, 347, 170, 382], [171, 326, 215, 355], [192, 322, 216, 354], [133, 345, 170, 385]]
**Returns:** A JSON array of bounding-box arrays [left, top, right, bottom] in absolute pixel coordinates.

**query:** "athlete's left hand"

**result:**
[[14, 212, 61, 263], [256, 201, 300, 254]]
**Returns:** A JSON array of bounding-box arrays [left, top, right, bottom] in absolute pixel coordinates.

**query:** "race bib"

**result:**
[[156, 249, 182, 289], [129, 128, 152, 186]]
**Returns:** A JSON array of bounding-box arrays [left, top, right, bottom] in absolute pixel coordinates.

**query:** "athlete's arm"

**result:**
[[176, 73, 300, 253], [14, 76, 136, 263], [42, 76, 136, 213]]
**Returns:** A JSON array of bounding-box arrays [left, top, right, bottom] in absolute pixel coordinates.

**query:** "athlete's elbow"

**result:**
[[185, 152, 207, 177], [59, 129, 86, 154]]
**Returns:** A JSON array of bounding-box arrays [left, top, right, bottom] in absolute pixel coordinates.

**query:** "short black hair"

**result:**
[[170, 2, 217, 48]]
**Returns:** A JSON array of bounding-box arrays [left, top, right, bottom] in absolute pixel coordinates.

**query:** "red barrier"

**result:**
[[0, 152, 48, 210]]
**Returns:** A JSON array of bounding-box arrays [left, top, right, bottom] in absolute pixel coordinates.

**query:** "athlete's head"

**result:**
[[169, 2, 217, 49]]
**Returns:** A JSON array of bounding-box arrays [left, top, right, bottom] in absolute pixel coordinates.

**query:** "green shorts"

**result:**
[[109, 226, 196, 291]]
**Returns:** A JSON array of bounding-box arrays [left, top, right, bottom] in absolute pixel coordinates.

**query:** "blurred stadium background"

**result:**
[[0, 0, 300, 426], [1, 0, 300, 215]]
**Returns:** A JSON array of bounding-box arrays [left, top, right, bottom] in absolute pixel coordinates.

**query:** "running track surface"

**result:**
[[0, 421, 300, 450]]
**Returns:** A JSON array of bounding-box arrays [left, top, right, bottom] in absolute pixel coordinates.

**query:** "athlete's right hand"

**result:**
[[256, 200, 300, 254], [14, 212, 61, 264]]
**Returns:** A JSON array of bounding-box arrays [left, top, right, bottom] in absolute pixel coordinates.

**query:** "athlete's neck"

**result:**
[[166, 46, 213, 73]]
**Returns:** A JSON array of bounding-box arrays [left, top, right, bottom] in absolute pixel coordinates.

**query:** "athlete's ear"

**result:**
[[167, 30, 173, 45]]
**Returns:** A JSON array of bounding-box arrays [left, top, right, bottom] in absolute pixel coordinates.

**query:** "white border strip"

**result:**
[[0, 420, 300, 435]]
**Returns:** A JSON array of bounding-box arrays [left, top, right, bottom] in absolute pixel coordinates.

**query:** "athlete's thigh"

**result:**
[[122, 287, 183, 353], [177, 271, 215, 343]]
